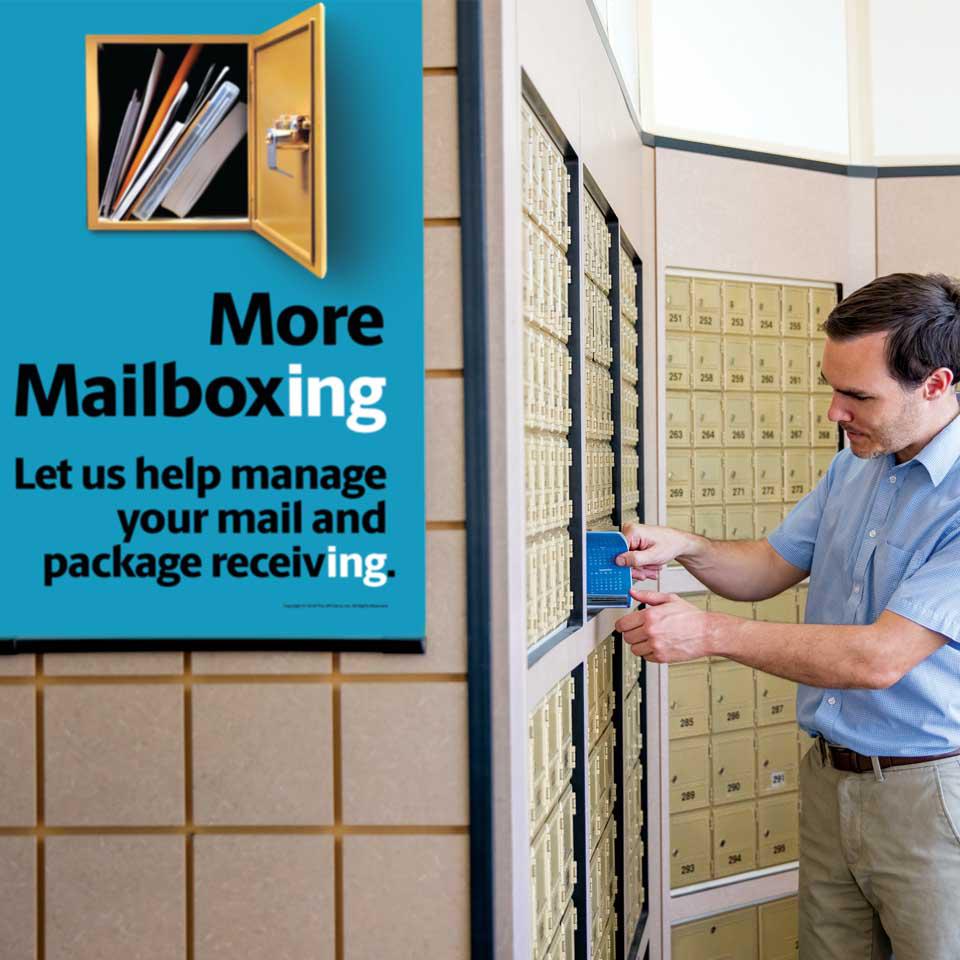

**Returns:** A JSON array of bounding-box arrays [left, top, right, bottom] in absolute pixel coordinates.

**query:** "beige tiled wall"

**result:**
[[342, 835, 470, 958], [0, 4, 470, 958], [876, 175, 960, 275]]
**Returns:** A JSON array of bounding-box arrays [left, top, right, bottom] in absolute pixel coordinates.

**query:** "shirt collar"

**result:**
[[902, 409, 960, 487]]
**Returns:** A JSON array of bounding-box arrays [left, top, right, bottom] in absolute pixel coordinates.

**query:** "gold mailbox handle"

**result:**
[[266, 114, 311, 177]]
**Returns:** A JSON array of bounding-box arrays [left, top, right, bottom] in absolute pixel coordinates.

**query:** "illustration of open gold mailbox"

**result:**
[[85, 4, 326, 277]]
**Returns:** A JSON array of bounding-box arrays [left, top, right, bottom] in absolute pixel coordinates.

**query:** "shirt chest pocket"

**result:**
[[869, 540, 926, 611]]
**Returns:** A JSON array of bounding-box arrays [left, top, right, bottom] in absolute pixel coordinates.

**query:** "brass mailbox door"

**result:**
[[723, 394, 753, 448], [759, 897, 800, 958], [713, 801, 757, 877], [671, 809, 712, 886], [666, 276, 692, 331], [251, 5, 327, 276], [669, 662, 711, 739], [667, 452, 693, 506], [693, 278, 723, 332], [723, 281, 750, 334], [712, 729, 756, 804], [711, 661, 755, 733], [670, 736, 711, 812], [758, 796, 800, 867], [693, 450, 724, 505], [724, 505, 755, 542], [757, 725, 800, 796], [694, 393, 723, 446], [667, 393, 693, 446], [757, 672, 797, 726], [694, 506, 724, 541], [667, 335, 693, 389]]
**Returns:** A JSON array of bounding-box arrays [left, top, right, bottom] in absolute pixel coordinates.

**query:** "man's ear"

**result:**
[[922, 367, 955, 401]]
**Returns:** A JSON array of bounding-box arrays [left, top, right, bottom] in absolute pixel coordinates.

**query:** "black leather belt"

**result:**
[[818, 736, 960, 773]]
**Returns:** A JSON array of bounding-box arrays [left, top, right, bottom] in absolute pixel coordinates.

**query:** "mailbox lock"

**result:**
[[266, 114, 311, 176]]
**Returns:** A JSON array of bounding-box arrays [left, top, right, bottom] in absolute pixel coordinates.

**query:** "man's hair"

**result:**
[[825, 272, 960, 386]]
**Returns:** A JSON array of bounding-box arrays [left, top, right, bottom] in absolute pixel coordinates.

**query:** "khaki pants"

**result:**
[[799, 744, 960, 959]]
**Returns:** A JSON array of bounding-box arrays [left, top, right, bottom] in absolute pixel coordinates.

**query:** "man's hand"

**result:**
[[615, 590, 713, 663], [617, 522, 694, 580]]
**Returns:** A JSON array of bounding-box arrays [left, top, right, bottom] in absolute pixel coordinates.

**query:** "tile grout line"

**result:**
[[0, 672, 468, 686], [0, 824, 470, 837], [332, 653, 344, 960], [35, 654, 44, 960], [184, 652, 195, 960], [0, 672, 467, 689]]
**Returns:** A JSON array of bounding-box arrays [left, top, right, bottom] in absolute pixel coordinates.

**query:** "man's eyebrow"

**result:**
[[819, 372, 872, 398]]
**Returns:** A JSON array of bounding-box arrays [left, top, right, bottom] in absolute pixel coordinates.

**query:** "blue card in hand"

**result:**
[[586, 531, 632, 609]]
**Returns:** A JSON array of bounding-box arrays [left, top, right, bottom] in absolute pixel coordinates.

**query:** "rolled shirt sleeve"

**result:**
[[886, 522, 960, 645]]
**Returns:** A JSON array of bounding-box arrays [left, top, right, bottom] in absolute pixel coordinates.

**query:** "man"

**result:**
[[615, 273, 960, 960]]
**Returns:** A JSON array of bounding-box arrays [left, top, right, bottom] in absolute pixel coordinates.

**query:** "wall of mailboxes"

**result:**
[[523, 89, 647, 960], [665, 272, 839, 897], [523, 98, 642, 650], [660, 272, 841, 957], [670, 589, 816, 888], [521, 82, 837, 957], [530, 636, 646, 960]]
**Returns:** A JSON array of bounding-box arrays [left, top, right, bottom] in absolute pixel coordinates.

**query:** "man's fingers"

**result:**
[[631, 589, 676, 606], [614, 608, 646, 635], [630, 566, 662, 581], [621, 523, 651, 551], [616, 549, 659, 569]]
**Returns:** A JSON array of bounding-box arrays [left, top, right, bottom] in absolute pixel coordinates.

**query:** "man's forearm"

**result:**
[[708, 616, 894, 689], [677, 536, 803, 601]]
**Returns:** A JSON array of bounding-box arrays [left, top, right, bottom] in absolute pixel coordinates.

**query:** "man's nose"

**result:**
[[827, 394, 852, 422]]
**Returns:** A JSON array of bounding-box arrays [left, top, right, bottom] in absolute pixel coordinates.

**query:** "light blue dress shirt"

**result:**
[[768, 411, 960, 756]]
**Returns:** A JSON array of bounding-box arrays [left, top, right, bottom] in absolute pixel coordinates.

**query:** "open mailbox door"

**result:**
[[250, 4, 327, 277]]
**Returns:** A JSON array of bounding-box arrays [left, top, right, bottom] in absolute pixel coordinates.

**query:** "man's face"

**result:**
[[821, 332, 924, 459]]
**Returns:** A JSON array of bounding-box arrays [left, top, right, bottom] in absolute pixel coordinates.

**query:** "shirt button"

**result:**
[[889, 476, 897, 483], [827, 696, 837, 705], [869, 529, 877, 538]]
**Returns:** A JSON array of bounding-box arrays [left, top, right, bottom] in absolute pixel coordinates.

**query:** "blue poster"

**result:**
[[2, 1, 425, 649]]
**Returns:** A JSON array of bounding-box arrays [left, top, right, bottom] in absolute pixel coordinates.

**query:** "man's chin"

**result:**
[[848, 434, 887, 460], [845, 433, 882, 458]]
